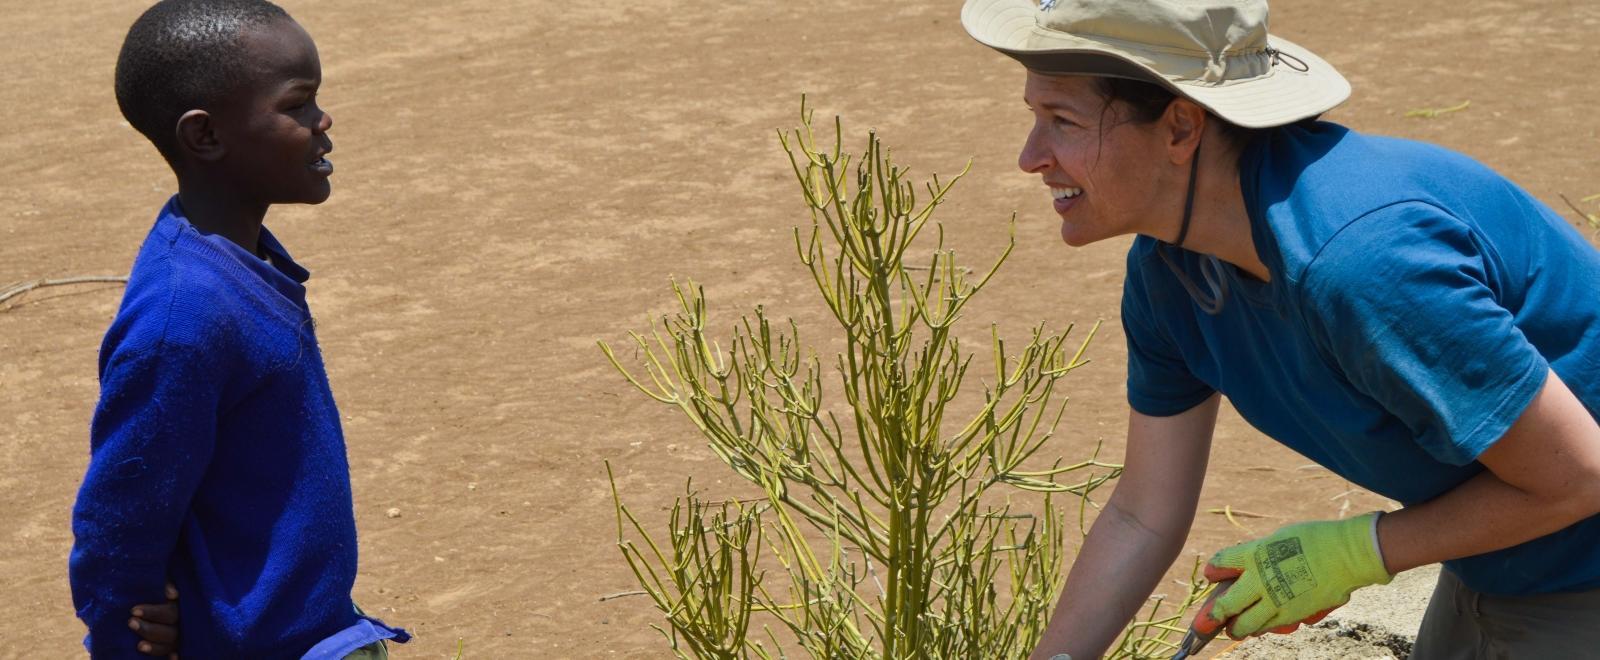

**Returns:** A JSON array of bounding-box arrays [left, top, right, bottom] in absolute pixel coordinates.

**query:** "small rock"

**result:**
[[385, 507, 402, 519], [467, 482, 479, 491]]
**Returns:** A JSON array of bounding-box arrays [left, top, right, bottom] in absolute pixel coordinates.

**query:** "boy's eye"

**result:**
[[284, 93, 317, 112]]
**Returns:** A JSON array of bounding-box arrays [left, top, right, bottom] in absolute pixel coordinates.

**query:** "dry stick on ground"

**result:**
[[1558, 193, 1600, 230], [1206, 506, 1272, 533], [0, 276, 130, 307], [1403, 100, 1470, 118]]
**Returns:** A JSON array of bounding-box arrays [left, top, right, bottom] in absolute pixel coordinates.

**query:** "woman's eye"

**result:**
[[1053, 116, 1078, 129]]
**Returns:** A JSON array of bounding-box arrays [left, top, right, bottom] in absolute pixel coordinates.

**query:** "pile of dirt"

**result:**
[[1227, 620, 1411, 659]]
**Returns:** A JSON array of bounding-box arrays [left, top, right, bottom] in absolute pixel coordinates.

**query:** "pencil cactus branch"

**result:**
[[602, 100, 1195, 658]]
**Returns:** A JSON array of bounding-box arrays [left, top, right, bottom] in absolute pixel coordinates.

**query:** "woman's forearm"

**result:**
[[1031, 399, 1218, 659], [1378, 371, 1600, 574], [1379, 468, 1600, 575], [1029, 496, 1191, 660]]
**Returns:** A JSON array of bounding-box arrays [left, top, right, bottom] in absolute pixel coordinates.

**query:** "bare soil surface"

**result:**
[[3, 0, 1596, 657]]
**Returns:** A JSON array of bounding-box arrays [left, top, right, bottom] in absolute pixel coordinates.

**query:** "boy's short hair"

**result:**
[[115, 0, 291, 162]]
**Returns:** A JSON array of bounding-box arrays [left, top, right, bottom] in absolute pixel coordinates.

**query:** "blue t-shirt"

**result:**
[[1122, 122, 1600, 596]]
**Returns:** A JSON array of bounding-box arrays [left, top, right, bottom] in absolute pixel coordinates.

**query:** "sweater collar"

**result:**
[[159, 196, 312, 304]]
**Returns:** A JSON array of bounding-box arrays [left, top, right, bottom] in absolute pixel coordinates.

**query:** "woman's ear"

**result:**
[[174, 109, 225, 162], [1163, 98, 1207, 165]]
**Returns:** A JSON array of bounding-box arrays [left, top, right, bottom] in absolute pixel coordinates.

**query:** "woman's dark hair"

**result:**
[[1096, 77, 1262, 149]]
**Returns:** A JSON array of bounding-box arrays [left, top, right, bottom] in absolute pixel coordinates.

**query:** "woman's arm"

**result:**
[[1378, 369, 1600, 573], [1201, 369, 1600, 639], [1030, 394, 1221, 660]]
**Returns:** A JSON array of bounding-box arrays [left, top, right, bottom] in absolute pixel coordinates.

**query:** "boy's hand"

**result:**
[[128, 582, 179, 658]]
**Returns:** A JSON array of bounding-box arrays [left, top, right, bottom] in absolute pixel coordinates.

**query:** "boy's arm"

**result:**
[[70, 340, 220, 659]]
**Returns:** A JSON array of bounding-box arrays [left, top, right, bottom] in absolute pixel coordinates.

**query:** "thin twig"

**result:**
[[1403, 100, 1470, 118], [599, 590, 650, 602], [1558, 193, 1600, 229], [1206, 506, 1258, 533], [900, 264, 972, 274], [0, 275, 129, 306], [1204, 506, 1273, 520]]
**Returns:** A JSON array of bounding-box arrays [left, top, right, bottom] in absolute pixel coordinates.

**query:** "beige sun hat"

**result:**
[[961, 0, 1349, 129]]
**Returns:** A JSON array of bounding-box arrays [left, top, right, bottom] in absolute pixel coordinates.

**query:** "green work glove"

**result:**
[[1195, 512, 1392, 639]]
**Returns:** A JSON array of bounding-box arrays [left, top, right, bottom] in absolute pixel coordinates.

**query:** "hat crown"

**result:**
[[1042, 0, 1270, 57]]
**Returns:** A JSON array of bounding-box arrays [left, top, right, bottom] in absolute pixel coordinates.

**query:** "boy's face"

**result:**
[[212, 19, 334, 205]]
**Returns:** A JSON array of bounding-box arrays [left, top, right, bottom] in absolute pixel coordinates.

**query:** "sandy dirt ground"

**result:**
[[3, 0, 1597, 657]]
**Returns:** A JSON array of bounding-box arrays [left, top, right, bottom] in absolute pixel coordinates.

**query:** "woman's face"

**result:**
[[1018, 72, 1172, 247]]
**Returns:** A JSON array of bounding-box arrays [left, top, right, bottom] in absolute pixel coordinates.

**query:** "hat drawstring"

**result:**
[[1266, 46, 1310, 72], [1174, 136, 1201, 247], [1158, 137, 1231, 315]]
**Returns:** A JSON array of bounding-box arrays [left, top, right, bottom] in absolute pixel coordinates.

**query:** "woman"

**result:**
[[960, 1, 1600, 658]]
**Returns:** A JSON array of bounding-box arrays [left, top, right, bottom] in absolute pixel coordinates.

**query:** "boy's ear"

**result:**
[[174, 110, 225, 162]]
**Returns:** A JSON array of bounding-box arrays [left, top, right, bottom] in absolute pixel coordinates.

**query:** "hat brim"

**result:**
[[961, 0, 1350, 129]]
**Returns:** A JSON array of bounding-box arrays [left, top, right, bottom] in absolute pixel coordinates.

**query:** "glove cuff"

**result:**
[[1350, 511, 1394, 586], [1370, 511, 1387, 575]]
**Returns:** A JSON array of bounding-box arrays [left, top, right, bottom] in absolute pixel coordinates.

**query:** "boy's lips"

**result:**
[[309, 156, 333, 176], [310, 140, 334, 176]]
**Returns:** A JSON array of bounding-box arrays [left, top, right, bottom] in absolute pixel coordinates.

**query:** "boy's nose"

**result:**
[[318, 109, 333, 133]]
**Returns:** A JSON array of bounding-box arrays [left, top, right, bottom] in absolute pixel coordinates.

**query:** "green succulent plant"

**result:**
[[602, 100, 1201, 659]]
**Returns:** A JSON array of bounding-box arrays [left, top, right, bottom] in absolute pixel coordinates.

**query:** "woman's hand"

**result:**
[[1196, 513, 1391, 639], [128, 582, 179, 658]]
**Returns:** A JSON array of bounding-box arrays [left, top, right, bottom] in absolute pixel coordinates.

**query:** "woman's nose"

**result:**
[[1017, 123, 1050, 174]]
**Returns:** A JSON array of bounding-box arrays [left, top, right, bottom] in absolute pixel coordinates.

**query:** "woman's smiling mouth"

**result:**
[[1050, 185, 1082, 213]]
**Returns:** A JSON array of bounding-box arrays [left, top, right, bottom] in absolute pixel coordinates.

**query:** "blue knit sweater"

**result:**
[[70, 198, 406, 658]]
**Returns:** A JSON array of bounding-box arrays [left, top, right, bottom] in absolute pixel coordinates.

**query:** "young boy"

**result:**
[[70, 1, 407, 657]]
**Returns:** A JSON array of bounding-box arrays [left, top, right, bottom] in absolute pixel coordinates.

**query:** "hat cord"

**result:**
[[1157, 137, 1230, 315], [1265, 46, 1310, 72]]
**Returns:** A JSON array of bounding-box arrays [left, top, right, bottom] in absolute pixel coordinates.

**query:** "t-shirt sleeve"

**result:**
[[1299, 202, 1548, 465], [69, 334, 222, 657], [1122, 246, 1216, 416]]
